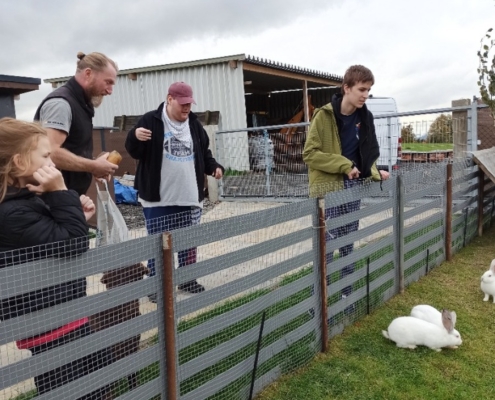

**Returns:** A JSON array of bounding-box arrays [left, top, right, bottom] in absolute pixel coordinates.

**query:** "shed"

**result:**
[[0, 75, 41, 118], [44, 54, 342, 169]]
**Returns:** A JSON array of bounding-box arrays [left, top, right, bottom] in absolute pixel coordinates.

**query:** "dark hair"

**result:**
[[76, 52, 118, 73], [341, 65, 374, 94]]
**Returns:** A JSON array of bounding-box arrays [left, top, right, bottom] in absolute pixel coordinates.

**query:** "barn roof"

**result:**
[[44, 54, 343, 91]]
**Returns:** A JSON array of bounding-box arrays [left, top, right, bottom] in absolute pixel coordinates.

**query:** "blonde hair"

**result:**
[[76, 52, 118, 73], [0, 118, 47, 203]]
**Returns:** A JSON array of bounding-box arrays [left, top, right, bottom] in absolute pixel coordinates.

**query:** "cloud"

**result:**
[[1, 0, 494, 122]]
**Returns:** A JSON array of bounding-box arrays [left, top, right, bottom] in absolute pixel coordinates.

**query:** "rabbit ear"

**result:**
[[490, 259, 495, 273], [450, 311, 457, 328], [441, 309, 454, 333]]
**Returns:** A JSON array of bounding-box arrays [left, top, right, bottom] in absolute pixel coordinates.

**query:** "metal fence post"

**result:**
[[395, 176, 405, 294], [317, 198, 328, 352], [387, 116, 392, 172], [162, 232, 178, 400], [445, 163, 453, 261]]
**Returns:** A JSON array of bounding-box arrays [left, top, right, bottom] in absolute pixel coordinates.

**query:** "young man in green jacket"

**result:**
[[303, 65, 389, 318]]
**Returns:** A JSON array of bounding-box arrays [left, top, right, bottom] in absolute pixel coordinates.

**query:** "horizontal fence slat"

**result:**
[[114, 378, 162, 400], [176, 251, 313, 318], [403, 223, 444, 253], [178, 272, 315, 349], [324, 179, 395, 208], [173, 199, 317, 250], [403, 198, 442, 221], [404, 184, 444, 203], [175, 227, 313, 284], [178, 297, 314, 381], [326, 216, 394, 254], [0, 234, 162, 300], [369, 268, 396, 293], [180, 319, 315, 400], [34, 346, 159, 400], [326, 234, 394, 274], [328, 285, 367, 317], [327, 250, 395, 295], [324, 199, 395, 234], [0, 312, 157, 390], [453, 198, 477, 213], [0, 277, 156, 346], [404, 240, 444, 271]]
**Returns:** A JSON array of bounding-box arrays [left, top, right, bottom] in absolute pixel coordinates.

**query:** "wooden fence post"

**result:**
[[478, 169, 485, 237], [318, 198, 328, 352], [162, 232, 178, 400], [445, 164, 453, 261]]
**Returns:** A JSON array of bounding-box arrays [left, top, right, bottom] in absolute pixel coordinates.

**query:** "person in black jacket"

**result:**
[[34, 51, 119, 195], [0, 118, 112, 399], [125, 82, 224, 295]]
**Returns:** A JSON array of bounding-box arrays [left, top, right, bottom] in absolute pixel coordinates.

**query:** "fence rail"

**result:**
[[1, 159, 493, 400]]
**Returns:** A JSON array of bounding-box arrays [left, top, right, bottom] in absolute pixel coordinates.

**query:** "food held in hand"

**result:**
[[107, 150, 122, 165]]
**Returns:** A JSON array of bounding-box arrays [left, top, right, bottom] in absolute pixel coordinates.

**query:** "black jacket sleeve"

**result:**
[[0, 190, 89, 261], [125, 115, 150, 161]]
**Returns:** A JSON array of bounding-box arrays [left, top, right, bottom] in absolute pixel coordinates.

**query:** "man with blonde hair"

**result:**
[[35, 52, 119, 195]]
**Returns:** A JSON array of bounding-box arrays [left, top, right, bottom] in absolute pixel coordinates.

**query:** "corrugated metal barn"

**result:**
[[44, 54, 342, 169]]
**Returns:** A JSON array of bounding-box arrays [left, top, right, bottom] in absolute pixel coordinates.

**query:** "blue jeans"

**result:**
[[326, 179, 361, 297], [143, 206, 201, 276]]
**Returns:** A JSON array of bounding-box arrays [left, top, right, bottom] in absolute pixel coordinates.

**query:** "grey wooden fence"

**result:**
[[0, 160, 492, 400]]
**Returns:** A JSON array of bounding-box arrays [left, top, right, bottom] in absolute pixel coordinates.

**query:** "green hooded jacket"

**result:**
[[303, 102, 381, 197]]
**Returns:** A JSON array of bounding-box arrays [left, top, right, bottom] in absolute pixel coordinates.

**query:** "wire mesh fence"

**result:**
[[0, 234, 163, 400], [215, 103, 489, 200], [1, 159, 493, 400]]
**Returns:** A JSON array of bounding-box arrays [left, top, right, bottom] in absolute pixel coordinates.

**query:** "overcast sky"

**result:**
[[1, 0, 494, 122]]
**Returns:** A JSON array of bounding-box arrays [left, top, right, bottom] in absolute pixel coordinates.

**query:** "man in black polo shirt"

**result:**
[[35, 52, 119, 195]]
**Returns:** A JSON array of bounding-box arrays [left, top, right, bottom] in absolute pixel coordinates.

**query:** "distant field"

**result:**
[[402, 143, 453, 151]]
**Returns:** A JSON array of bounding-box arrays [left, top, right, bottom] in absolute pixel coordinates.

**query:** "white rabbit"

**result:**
[[382, 309, 462, 351], [410, 304, 460, 349], [480, 259, 495, 303]]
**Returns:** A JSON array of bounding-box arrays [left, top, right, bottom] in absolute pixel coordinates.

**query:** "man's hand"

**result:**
[[379, 170, 390, 180], [347, 166, 360, 180], [80, 195, 96, 221], [26, 166, 67, 193], [92, 152, 118, 179], [212, 167, 223, 179], [135, 127, 152, 141]]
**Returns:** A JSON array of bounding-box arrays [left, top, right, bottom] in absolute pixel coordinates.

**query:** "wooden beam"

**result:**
[[302, 80, 309, 123], [0, 81, 39, 91], [243, 62, 341, 86]]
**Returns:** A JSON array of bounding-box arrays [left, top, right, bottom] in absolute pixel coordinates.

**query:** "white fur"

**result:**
[[382, 316, 462, 351], [480, 259, 495, 303], [410, 305, 460, 348]]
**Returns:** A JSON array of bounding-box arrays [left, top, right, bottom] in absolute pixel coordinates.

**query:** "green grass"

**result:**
[[402, 143, 453, 151], [256, 223, 495, 400]]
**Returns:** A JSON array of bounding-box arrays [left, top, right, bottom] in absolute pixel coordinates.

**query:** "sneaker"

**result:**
[[178, 280, 205, 294]]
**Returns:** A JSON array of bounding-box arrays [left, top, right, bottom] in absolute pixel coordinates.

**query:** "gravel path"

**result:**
[[117, 199, 217, 230]]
